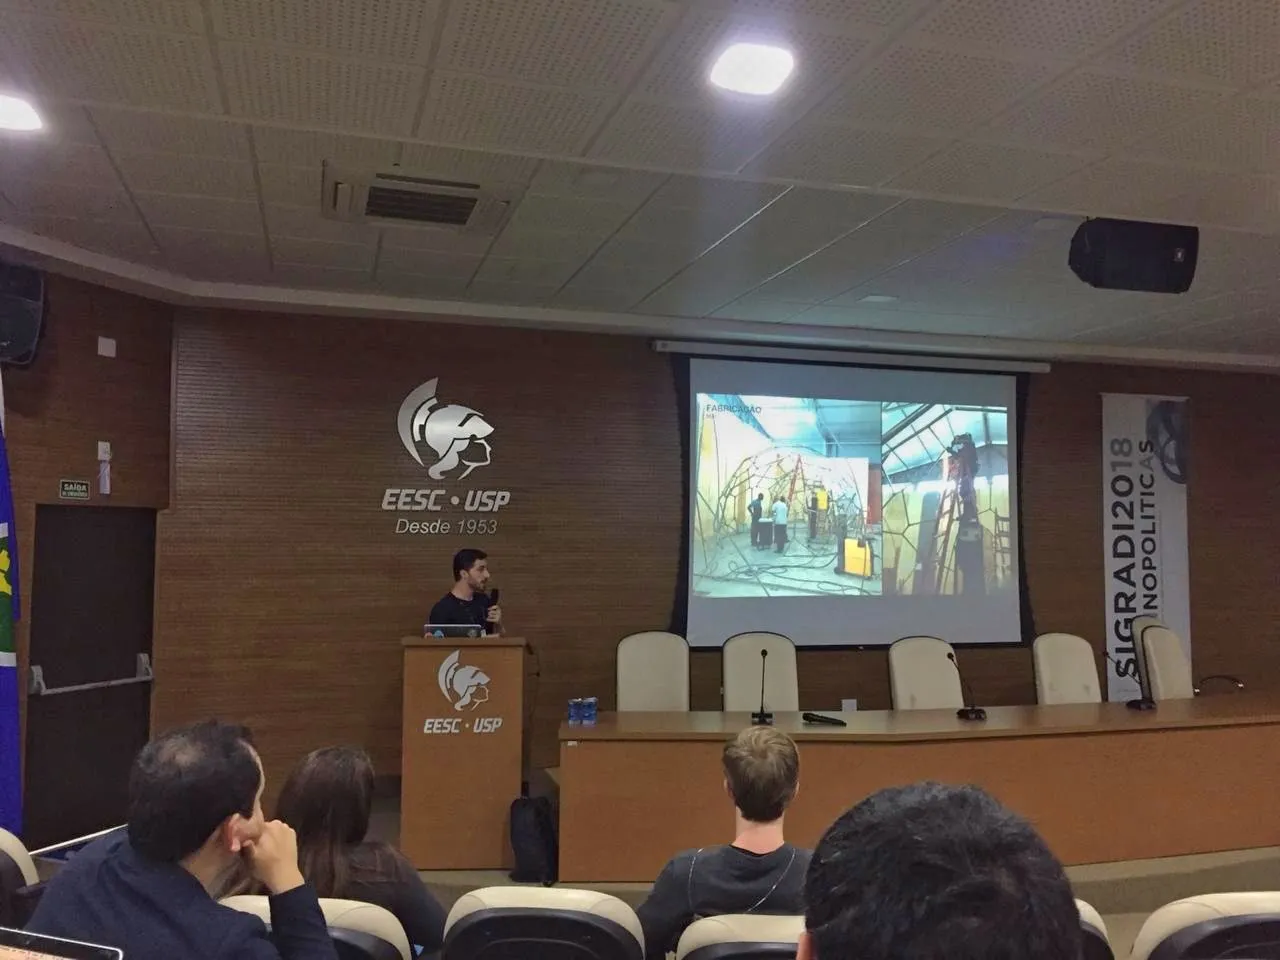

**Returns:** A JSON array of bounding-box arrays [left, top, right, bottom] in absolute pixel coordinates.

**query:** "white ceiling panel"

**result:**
[[8, 214, 160, 261], [888, 141, 1095, 201], [29, 103, 99, 144], [0, 141, 119, 186], [1019, 158, 1199, 222], [92, 109, 252, 160], [711, 295, 810, 321], [270, 263, 373, 288], [3, 179, 137, 221], [256, 163, 322, 207], [529, 162, 666, 204], [717, 0, 933, 29], [795, 303, 1036, 335], [438, 0, 676, 89], [568, 237, 695, 289], [395, 144, 541, 185], [272, 236, 377, 270], [505, 194, 642, 235], [375, 273, 470, 299], [464, 281, 560, 304], [1098, 0, 1280, 88], [473, 257, 581, 287], [250, 128, 404, 168], [136, 192, 263, 233], [154, 226, 269, 271], [550, 285, 648, 310], [210, 0, 441, 63], [747, 122, 950, 186], [917, 0, 1178, 59], [419, 73, 612, 153], [591, 100, 786, 171], [981, 72, 1228, 153], [378, 224, 494, 256], [378, 247, 485, 278], [635, 10, 873, 106], [817, 45, 1059, 136], [0, 0, 204, 32], [266, 204, 379, 244], [220, 44, 426, 134], [1125, 98, 1280, 174], [646, 175, 786, 210], [0, 18, 221, 110], [114, 153, 259, 200], [487, 229, 610, 262]]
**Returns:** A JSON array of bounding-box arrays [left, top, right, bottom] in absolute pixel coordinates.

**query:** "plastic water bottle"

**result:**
[[567, 698, 584, 725], [582, 696, 598, 725]]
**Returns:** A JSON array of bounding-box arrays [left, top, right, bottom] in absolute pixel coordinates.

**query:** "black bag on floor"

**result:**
[[509, 795, 558, 886]]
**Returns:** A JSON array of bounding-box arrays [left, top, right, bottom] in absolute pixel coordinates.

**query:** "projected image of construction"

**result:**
[[880, 403, 1013, 596], [691, 393, 883, 598]]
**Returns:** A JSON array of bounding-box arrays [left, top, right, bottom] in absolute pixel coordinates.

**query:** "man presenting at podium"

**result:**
[[429, 548, 503, 635]]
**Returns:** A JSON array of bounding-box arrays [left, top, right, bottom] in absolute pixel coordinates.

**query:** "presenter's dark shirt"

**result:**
[[26, 832, 338, 960], [636, 843, 810, 959], [428, 591, 493, 632]]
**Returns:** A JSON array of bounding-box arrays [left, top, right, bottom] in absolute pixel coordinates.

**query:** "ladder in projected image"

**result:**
[[994, 512, 1012, 586], [926, 481, 958, 596]]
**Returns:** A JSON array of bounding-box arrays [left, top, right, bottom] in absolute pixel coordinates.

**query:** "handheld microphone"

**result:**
[[946, 651, 987, 721], [751, 648, 774, 726], [485, 588, 501, 635], [1102, 649, 1155, 710]]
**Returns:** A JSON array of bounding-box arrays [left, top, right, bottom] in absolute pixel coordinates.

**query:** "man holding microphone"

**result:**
[[429, 548, 503, 634]]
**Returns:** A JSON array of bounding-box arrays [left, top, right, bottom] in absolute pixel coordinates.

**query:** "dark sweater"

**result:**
[[635, 843, 810, 959], [342, 842, 447, 952], [26, 833, 337, 960]]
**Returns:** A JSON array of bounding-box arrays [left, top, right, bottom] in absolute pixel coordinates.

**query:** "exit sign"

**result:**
[[58, 479, 90, 501]]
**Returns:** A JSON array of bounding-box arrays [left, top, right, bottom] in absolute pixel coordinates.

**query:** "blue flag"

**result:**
[[0, 406, 20, 836]]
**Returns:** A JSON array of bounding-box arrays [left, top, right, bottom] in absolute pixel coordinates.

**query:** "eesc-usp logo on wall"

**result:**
[[382, 378, 511, 537]]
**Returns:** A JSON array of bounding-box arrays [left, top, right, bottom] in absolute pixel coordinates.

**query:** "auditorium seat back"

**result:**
[[676, 914, 803, 960], [888, 636, 963, 710], [1130, 615, 1162, 698], [722, 633, 798, 712], [0, 828, 40, 927], [1034, 633, 1102, 705], [1077, 899, 1115, 960], [1141, 625, 1195, 700], [444, 886, 642, 960], [222, 895, 411, 960], [616, 631, 689, 711], [1131, 892, 1280, 960]]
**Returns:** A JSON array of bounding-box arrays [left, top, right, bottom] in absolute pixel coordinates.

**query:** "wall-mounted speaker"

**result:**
[[0, 260, 45, 366], [1069, 218, 1199, 294]]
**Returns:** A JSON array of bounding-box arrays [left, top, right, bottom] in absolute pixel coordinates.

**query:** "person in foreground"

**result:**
[[636, 727, 808, 958], [428, 547, 502, 634], [27, 720, 337, 960], [275, 747, 447, 954], [798, 782, 1081, 960]]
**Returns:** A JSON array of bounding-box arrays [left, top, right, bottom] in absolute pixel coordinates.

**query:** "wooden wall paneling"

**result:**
[[2, 276, 172, 756]]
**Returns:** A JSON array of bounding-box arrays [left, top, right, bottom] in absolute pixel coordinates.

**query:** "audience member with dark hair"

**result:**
[[275, 747, 447, 953], [799, 782, 1081, 960], [636, 727, 809, 958], [27, 720, 337, 960]]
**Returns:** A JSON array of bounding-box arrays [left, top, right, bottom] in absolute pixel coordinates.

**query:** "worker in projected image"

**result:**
[[772, 494, 789, 554], [748, 492, 766, 551]]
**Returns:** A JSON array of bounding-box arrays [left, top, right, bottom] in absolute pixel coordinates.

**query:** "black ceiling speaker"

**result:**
[[0, 260, 45, 366], [1069, 218, 1199, 294]]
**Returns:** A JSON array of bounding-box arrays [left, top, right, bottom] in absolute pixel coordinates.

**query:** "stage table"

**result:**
[[558, 695, 1280, 881]]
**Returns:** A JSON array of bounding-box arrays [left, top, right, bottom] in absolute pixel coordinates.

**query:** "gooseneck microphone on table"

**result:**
[[751, 648, 773, 726], [947, 651, 987, 721], [1103, 649, 1155, 711]]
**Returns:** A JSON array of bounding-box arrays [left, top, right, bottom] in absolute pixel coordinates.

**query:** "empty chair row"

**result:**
[[618, 621, 1239, 713]]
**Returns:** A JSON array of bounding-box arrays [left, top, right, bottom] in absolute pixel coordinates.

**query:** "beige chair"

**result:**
[[616, 631, 690, 711], [1033, 633, 1102, 704], [676, 914, 804, 960], [1135, 620, 1243, 701], [0, 827, 41, 927], [888, 636, 963, 710], [222, 896, 411, 960], [1131, 892, 1280, 960], [1077, 899, 1114, 960], [444, 886, 642, 960], [722, 632, 798, 712]]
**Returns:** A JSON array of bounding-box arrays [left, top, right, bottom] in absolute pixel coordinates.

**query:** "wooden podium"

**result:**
[[400, 635, 525, 869]]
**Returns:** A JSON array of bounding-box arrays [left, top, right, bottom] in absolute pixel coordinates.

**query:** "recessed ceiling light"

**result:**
[[0, 95, 42, 132], [859, 294, 898, 303], [709, 43, 795, 96]]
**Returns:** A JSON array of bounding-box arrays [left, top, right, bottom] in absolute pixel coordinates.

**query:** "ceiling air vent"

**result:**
[[321, 163, 522, 234]]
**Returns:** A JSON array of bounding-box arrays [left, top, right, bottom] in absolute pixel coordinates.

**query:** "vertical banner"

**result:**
[[0, 377, 20, 835], [1102, 393, 1190, 702]]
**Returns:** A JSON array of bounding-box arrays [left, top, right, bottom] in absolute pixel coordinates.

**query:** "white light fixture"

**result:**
[[0, 95, 42, 132], [709, 43, 795, 96], [859, 294, 898, 303]]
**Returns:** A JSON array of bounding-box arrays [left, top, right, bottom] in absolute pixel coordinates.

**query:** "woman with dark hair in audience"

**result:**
[[275, 746, 447, 955]]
